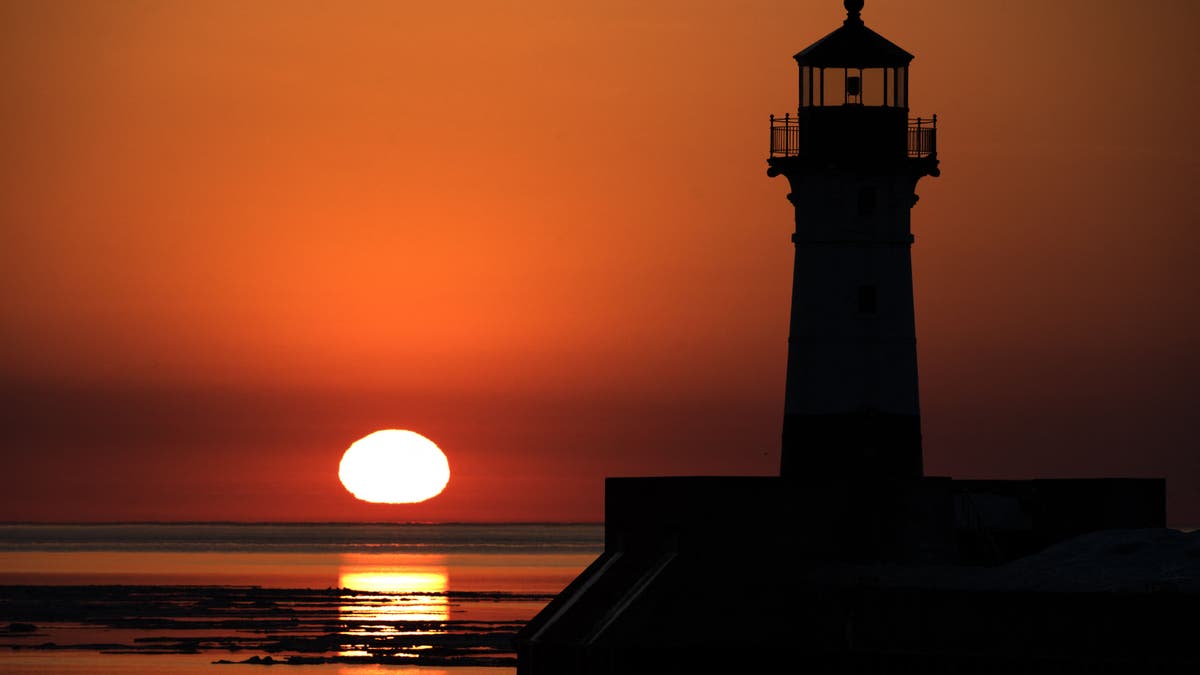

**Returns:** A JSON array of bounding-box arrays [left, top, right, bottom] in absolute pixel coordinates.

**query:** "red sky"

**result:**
[[2, 1, 1198, 523]]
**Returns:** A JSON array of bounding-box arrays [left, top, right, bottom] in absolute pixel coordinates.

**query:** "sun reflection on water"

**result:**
[[337, 554, 449, 658]]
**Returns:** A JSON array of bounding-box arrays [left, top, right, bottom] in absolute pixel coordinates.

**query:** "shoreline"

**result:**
[[2, 584, 552, 667]]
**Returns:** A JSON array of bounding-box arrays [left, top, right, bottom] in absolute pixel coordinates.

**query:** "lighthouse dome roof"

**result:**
[[794, 10, 913, 68]]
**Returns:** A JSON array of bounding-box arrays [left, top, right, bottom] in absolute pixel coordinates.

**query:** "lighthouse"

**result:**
[[516, 4, 1168, 672], [769, 0, 939, 479]]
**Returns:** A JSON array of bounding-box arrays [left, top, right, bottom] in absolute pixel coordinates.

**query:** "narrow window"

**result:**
[[858, 285, 878, 314]]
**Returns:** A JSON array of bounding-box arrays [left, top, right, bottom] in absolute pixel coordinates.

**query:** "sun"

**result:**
[[338, 430, 450, 504]]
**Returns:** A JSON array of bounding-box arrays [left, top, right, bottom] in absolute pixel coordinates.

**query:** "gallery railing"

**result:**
[[907, 115, 937, 158], [768, 113, 938, 159], [769, 114, 801, 158]]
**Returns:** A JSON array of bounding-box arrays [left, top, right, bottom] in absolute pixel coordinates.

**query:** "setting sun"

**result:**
[[338, 430, 450, 504]]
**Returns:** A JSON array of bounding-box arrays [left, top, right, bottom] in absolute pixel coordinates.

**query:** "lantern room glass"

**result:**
[[800, 65, 907, 108]]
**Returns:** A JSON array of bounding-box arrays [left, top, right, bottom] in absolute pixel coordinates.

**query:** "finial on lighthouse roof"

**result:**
[[844, 0, 864, 25]]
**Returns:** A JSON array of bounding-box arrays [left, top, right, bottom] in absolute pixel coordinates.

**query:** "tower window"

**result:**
[[857, 186, 877, 216], [857, 285, 878, 314]]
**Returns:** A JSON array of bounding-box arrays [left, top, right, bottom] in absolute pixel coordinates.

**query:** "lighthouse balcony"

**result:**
[[769, 110, 937, 161]]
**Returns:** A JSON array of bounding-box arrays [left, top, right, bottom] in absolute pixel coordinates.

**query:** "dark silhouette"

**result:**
[[515, 2, 1185, 673], [771, 0, 935, 480]]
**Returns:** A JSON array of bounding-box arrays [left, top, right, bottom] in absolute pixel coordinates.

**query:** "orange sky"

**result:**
[[2, 1, 1198, 523]]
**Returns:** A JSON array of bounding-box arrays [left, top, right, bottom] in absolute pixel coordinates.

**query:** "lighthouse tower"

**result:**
[[769, 0, 939, 479], [516, 5, 1168, 672]]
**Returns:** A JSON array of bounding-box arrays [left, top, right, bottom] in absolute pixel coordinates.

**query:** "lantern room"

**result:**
[[796, 0, 911, 109], [769, 0, 936, 164]]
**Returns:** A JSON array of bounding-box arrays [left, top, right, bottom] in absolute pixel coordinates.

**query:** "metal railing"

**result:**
[[908, 115, 937, 158], [768, 113, 938, 159], [769, 113, 800, 158]]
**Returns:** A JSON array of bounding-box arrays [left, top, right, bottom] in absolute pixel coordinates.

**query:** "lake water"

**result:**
[[0, 523, 603, 674]]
